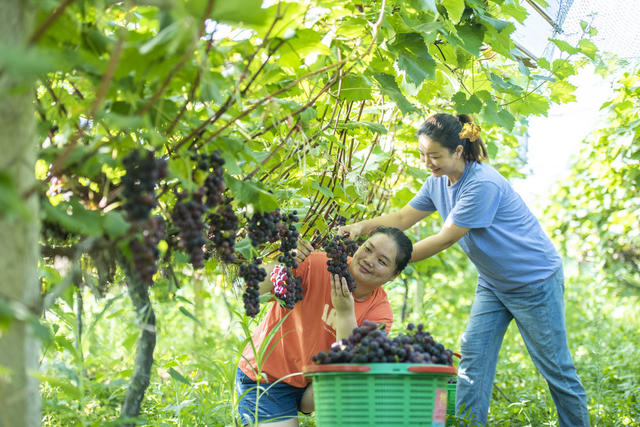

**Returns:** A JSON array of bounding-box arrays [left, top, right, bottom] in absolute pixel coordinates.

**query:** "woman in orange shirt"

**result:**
[[236, 226, 413, 426]]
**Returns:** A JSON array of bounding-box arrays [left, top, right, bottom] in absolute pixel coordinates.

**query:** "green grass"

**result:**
[[39, 264, 640, 426]]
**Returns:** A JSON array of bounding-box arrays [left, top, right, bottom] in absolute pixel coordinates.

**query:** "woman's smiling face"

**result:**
[[418, 134, 465, 183], [348, 232, 399, 293]]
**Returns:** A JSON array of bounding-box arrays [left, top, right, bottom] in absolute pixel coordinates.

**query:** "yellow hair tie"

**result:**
[[459, 122, 481, 142]]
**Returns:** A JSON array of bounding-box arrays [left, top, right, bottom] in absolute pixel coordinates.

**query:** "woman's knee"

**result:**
[[299, 384, 314, 414]]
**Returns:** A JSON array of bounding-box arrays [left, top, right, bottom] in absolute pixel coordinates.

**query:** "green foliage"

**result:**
[[9, 0, 631, 423], [545, 68, 640, 295]]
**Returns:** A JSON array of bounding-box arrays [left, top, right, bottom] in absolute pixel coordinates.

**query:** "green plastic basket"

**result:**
[[304, 363, 456, 427], [445, 352, 460, 426], [445, 380, 456, 426]]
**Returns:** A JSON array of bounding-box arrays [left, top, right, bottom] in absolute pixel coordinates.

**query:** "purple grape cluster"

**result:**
[[247, 210, 283, 246], [129, 216, 166, 285], [323, 233, 357, 292], [171, 191, 207, 268], [311, 320, 454, 365], [207, 197, 239, 263], [332, 215, 363, 256], [277, 211, 300, 268], [121, 150, 167, 221], [192, 151, 226, 208], [274, 211, 303, 308], [240, 257, 267, 317]]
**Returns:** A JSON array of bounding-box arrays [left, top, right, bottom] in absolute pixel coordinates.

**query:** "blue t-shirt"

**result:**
[[409, 161, 562, 292]]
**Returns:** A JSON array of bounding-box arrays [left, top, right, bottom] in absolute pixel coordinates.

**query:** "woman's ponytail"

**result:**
[[457, 114, 488, 163], [417, 113, 489, 163]]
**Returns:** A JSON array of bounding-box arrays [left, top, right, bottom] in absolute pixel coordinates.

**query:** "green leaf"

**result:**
[[178, 306, 202, 325], [226, 177, 278, 211], [278, 29, 331, 69], [578, 39, 598, 59], [478, 15, 512, 33], [498, 2, 528, 23], [442, 0, 466, 24], [335, 75, 373, 101], [509, 93, 549, 116], [550, 39, 579, 55], [42, 199, 104, 237], [452, 92, 482, 114], [373, 73, 418, 115], [335, 121, 388, 135], [496, 109, 516, 131], [551, 59, 576, 79], [456, 23, 485, 56], [32, 372, 81, 400], [211, 0, 269, 26], [312, 181, 333, 199], [414, 0, 438, 14], [168, 367, 192, 386], [549, 80, 577, 103], [103, 211, 131, 240], [391, 33, 436, 86], [235, 237, 253, 261]]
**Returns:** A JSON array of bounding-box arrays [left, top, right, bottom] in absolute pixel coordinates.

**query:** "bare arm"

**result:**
[[410, 218, 470, 262], [338, 205, 433, 238]]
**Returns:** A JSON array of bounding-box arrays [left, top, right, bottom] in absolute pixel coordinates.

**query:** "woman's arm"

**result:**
[[410, 219, 470, 262], [339, 205, 432, 238]]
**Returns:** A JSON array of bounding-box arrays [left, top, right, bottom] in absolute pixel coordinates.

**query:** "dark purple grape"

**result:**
[[311, 321, 454, 365]]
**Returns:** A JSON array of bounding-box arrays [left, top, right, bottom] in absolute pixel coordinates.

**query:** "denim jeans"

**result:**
[[455, 267, 589, 426]]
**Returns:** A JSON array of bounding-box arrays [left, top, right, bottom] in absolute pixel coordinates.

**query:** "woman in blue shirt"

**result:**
[[339, 113, 589, 426]]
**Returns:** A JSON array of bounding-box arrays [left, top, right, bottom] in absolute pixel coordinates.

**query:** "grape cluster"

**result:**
[[277, 211, 300, 268], [240, 257, 267, 317], [332, 215, 363, 256], [323, 233, 357, 292], [193, 151, 226, 208], [121, 150, 167, 221], [247, 210, 283, 246], [271, 265, 304, 310], [207, 197, 239, 263], [129, 216, 166, 285], [273, 211, 304, 308], [171, 191, 207, 268], [344, 236, 366, 257], [312, 320, 454, 365]]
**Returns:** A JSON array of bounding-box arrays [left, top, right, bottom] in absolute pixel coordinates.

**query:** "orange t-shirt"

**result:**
[[237, 252, 393, 388]]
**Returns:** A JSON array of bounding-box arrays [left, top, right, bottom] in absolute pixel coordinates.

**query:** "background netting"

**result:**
[[515, 0, 640, 61]]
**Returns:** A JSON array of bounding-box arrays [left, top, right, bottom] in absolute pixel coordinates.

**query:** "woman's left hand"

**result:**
[[330, 274, 354, 313]]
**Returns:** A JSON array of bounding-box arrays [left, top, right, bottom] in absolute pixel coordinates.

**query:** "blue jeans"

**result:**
[[455, 267, 589, 426], [236, 368, 309, 425]]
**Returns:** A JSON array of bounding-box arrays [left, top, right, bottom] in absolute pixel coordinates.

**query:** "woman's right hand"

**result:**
[[337, 222, 364, 239]]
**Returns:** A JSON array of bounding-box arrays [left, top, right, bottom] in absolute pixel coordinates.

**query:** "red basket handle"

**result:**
[[453, 352, 461, 359], [407, 365, 457, 374], [303, 364, 371, 373]]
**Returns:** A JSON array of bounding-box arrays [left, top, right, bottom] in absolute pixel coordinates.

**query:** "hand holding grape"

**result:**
[[330, 273, 354, 313], [337, 222, 364, 239], [294, 239, 314, 264]]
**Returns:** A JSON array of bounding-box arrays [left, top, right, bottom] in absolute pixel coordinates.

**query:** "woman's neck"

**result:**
[[352, 285, 373, 301], [447, 161, 467, 185]]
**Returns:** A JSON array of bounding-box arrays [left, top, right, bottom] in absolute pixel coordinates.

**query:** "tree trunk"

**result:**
[[118, 257, 156, 425], [0, 2, 40, 427]]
